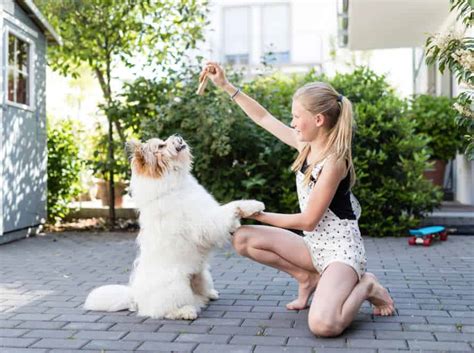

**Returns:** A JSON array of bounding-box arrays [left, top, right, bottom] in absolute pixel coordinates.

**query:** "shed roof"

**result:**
[[16, 0, 62, 45]]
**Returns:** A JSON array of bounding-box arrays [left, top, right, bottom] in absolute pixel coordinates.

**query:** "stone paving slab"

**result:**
[[0, 232, 473, 352]]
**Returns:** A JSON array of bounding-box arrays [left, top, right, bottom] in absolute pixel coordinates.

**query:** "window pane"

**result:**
[[263, 51, 290, 65], [8, 69, 15, 101], [225, 54, 249, 65], [17, 38, 29, 73], [17, 72, 29, 105], [262, 5, 289, 54], [8, 34, 15, 66], [224, 7, 250, 56]]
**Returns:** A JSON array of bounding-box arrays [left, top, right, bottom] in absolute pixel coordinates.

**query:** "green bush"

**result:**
[[407, 94, 463, 161], [136, 69, 297, 210], [330, 67, 442, 237], [47, 119, 84, 222], [116, 66, 442, 237]]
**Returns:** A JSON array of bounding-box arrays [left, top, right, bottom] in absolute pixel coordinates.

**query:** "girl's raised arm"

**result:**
[[203, 62, 302, 151]]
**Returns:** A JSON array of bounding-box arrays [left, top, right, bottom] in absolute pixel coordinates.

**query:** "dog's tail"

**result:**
[[84, 285, 133, 312]]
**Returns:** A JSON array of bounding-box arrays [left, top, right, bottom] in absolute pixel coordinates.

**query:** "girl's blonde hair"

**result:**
[[291, 82, 356, 188]]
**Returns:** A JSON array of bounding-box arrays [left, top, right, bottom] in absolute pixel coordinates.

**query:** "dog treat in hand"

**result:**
[[196, 66, 216, 96], [196, 75, 208, 96]]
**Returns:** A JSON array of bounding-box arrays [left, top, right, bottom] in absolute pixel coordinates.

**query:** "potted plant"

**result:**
[[87, 126, 130, 208], [408, 94, 464, 186]]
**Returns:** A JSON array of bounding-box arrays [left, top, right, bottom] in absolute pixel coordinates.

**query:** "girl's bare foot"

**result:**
[[286, 272, 319, 310], [363, 272, 395, 316]]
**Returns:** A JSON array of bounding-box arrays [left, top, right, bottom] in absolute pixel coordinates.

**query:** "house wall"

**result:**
[[1, 0, 47, 239]]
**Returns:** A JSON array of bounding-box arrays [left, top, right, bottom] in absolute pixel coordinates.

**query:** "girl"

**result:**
[[202, 62, 395, 337]]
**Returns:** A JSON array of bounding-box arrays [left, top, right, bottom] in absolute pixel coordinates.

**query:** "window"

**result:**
[[262, 5, 290, 64], [223, 7, 250, 65], [7, 33, 30, 106]]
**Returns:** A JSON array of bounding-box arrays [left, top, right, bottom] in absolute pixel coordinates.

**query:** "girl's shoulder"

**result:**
[[312, 154, 347, 180]]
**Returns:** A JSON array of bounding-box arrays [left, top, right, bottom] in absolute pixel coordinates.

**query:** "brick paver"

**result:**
[[1, 232, 473, 352]]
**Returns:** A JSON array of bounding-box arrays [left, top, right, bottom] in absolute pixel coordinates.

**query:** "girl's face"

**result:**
[[291, 99, 321, 142]]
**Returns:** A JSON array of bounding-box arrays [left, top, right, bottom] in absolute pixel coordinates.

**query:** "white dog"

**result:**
[[84, 135, 264, 320]]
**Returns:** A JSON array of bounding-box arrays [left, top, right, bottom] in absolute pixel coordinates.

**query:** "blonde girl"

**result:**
[[202, 62, 395, 337]]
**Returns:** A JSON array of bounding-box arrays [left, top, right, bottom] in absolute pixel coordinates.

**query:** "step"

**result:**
[[422, 201, 474, 235]]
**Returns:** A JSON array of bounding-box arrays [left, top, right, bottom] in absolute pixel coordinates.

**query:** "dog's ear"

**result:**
[[125, 140, 143, 161], [126, 140, 147, 175]]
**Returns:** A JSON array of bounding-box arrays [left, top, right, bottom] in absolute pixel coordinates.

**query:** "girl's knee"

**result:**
[[308, 315, 344, 337], [231, 227, 251, 255]]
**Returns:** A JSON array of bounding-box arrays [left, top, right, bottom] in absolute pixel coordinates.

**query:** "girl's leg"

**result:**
[[232, 225, 320, 310], [307, 262, 395, 337]]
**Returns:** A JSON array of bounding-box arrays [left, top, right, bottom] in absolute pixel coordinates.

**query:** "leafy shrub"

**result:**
[[407, 94, 463, 161], [331, 67, 442, 236], [136, 69, 290, 209], [47, 119, 83, 222], [116, 66, 442, 236]]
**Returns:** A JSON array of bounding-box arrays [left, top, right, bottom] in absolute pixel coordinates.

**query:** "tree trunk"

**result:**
[[95, 67, 118, 228], [107, 116, 116, 227]]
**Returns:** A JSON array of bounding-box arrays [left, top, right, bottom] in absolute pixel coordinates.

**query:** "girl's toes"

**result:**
[[286, 299, 307, 311]]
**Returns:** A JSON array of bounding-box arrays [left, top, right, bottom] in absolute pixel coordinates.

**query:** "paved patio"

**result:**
[[1, 232, 473, 353]]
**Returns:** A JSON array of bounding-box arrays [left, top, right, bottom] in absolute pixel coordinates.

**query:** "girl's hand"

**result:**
[[246, 211, 264, 221], [202, 62, 229, 88]]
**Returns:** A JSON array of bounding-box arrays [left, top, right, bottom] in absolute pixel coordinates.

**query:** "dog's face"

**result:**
[[126, 135, 192, 178]]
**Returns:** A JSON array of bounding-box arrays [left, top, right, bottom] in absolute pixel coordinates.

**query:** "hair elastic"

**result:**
[[337, 95, 343, 102]]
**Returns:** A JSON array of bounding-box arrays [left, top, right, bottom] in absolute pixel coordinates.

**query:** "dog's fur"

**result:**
[[84, 135, 264, 319]]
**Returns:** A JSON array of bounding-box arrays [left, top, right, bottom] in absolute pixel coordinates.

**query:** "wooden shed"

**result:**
[[1, 0, 60, 244]]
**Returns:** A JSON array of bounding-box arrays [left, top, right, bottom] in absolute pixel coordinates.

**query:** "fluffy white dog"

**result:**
[[84, 135, 264, 320]]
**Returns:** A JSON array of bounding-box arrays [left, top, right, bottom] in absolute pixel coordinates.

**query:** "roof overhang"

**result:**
[[339, 0, 451, 50], [16, 0, 62, 45]]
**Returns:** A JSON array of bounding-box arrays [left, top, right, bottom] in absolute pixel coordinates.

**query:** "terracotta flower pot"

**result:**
[[423, 160, 446, 187], [95, 179, 127, 208]]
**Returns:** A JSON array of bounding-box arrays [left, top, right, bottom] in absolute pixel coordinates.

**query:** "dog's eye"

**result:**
[[158, 144, 166, 149]]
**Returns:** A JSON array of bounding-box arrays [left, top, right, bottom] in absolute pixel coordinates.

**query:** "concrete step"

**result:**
[[422, 201, 474, 235]]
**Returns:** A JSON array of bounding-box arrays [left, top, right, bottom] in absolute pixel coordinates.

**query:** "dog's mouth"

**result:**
[[176, 144, 186, 152], [172, 135, 187, 153]]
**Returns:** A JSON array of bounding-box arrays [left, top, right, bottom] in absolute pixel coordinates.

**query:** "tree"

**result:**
[[425, 0, 473, 158], [37, 0, 208, 226]]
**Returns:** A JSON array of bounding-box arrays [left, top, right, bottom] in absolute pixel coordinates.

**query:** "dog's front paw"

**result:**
[[165, 305, 198, 320], [236, 200, 265, 218]]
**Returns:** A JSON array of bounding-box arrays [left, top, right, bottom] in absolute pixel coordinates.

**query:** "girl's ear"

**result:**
[[313, 113, 325, 127]]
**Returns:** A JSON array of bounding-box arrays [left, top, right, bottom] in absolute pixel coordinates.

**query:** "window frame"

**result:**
[[221, 5, 252, 65], [260, 3, 291, 65], [221, 3, 292, 67], [5, 27, 35, 111]]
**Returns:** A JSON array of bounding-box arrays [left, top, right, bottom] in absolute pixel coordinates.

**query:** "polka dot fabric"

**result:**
[[296, 159, 367, 279]]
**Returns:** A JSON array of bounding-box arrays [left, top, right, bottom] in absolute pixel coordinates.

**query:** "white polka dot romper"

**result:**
[[296, 157, 367, 280]]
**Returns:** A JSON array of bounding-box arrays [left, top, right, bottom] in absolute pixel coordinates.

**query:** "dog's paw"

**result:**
[[165, 305, 198, 320], [208, 289, 219, 300], [236, 200, 265, 218]]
